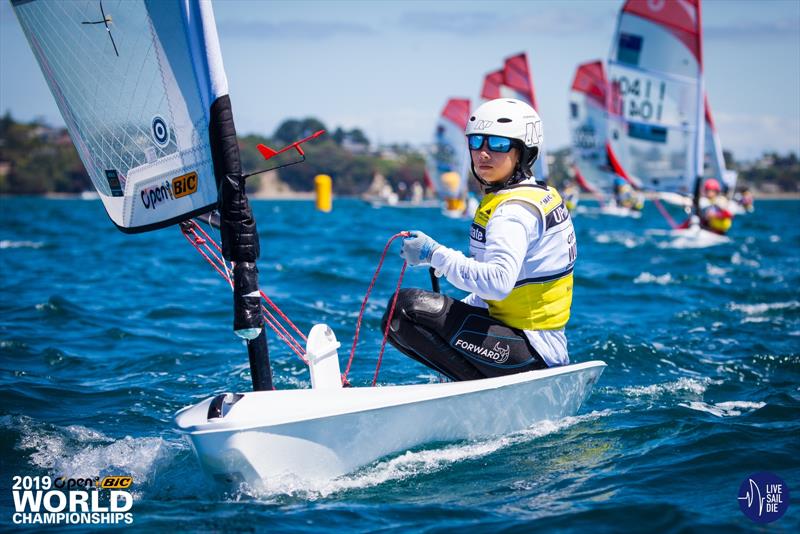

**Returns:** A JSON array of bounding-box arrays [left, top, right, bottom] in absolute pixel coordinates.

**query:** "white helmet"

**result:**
[[465, 98, 543, 181]]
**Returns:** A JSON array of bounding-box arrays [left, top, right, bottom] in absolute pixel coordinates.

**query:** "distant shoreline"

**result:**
[[619, 191, 800, 201], [31, 192, 800, 201], [11, 191, 799, 201]]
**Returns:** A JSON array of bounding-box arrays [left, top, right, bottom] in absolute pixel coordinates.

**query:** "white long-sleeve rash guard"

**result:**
[[429, 200, 569, 367]]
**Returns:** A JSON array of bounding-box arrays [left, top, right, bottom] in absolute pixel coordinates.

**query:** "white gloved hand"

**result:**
[[400, 231, 440, 266]]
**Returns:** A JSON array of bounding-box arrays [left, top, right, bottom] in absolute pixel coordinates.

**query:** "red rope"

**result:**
[[184, 222, 415, 387], [261, 303, 308, 363], [187, 222, 233, 278], [181, 226, 232, 284], [652, 196, 680, 229], [260, 291, 306, 342], [343, 232, 410, 383], [371, 260, 407, 386], [262, 307, 308, 365], [181, 220, 308, 363]]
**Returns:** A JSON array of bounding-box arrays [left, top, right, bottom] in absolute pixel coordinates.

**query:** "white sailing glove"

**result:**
[[401, 231, 440, 266]]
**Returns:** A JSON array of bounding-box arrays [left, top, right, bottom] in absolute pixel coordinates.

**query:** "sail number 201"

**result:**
[[613, 75, 665, 121]]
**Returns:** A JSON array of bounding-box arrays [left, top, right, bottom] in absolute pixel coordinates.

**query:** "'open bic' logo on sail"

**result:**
[[172, 172, 198, 199]]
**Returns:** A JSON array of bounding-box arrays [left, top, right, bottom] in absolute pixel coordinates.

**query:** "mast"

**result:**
[[210, 96, 273, 392], [197, 1, 272, 392], [692, 0, 706, 216]]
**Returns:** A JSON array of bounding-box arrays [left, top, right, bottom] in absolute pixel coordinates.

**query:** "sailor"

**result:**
[[734, 186, 755, 213], [562, 180, 580, 212], [382, 98, 576, 381], [613, 176, 643, 211], [698, 178, 733, 234]]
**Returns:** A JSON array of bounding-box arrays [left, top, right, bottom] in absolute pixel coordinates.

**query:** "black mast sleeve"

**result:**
[[209, 95, 272, 391], [209, 95, 267, 343]]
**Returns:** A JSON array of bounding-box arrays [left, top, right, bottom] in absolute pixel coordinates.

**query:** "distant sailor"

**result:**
[[382, 98, 576, 381], [733, 186, 755, 213], [562, 180, 580, 212], [698, 178, 733, 234], [613, 176, 643, 211]]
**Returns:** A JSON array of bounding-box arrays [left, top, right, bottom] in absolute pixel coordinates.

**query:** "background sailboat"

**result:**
[[606, 0, 706, 196], [424, 98, 473, 216], [480, 53, 549, 183], [601, 0, 738, 238], [568, 60, 618, 196], [568, 60, 643, 217]]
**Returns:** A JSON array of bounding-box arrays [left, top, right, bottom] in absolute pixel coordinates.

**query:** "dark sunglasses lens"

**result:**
[[468, 135, 484, 150], [488, 136, 512, 153]]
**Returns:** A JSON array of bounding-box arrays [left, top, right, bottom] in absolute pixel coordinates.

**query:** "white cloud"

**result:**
[[715, 112, 800, 160]]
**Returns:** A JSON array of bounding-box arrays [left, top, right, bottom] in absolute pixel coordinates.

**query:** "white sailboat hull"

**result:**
[[599, 204, 642, 218], [175, 360, 606, 487], [578, 204, 642, 218], [667, 226, 730, 248]]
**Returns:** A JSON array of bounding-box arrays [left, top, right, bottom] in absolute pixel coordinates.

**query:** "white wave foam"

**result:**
[[679, 401, 765, 417], [706, 264, 728, 277], [729, 301, 799, 315], [9, 416, 171, 494], [592, 232, 641, 248], [652, 227, 732, 249], [731, 252, 760, 268], [633, 272, 673, 285], [241, 410, 615, 500], [0, 240, 44, 249], [742, 317, 770, 324], [622, 377, 714, 397]]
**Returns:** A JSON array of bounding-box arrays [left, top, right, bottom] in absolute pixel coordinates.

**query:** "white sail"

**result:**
[[480, 53, 548, 182], [12, 0, 230, 232], [425, 98, 471, 206], [704, 95, 737, 192], [568, 61, 618, 194], [606, 0, 704, 194]]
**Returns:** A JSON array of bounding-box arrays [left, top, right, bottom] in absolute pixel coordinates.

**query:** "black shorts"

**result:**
[[382, 288, 548, 382]]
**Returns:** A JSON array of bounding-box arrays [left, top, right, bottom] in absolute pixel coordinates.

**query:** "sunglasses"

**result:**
[[468, 135, 514, 153]]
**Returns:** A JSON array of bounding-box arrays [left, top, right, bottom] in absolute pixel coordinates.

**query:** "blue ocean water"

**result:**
[[1, 197, 798, 532]]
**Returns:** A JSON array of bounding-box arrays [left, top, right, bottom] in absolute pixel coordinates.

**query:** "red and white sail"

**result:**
[[606, 0, 705, 194], [425, 98, 471, 203], [479, 53, 549, 182], [568, 61, 618, 194]]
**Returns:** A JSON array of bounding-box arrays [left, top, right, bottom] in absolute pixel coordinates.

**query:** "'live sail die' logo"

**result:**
[[737, 472, 790, 524]]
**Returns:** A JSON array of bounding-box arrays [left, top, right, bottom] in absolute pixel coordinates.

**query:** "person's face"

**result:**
[[470, 139, 520, 184], [706, 189, 718, 198]]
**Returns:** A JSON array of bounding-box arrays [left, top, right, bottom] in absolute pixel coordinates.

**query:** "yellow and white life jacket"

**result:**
[[470, 183, 576, 330]]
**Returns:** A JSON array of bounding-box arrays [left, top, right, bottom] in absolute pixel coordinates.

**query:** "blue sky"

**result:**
[[1, 0, 798, 160]]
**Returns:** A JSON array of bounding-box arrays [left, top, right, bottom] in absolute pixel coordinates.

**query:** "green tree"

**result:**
[[273, 118, 327, 145]]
